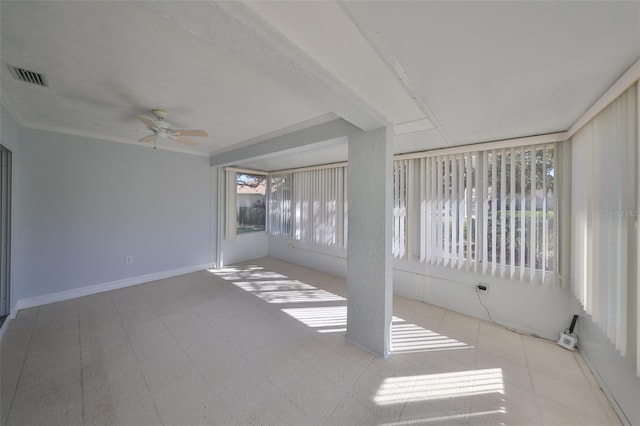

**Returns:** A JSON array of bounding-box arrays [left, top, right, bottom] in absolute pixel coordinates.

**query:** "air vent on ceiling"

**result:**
[[7, 64, 48, 87]]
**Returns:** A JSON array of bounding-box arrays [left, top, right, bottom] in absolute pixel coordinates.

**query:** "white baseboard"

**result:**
[[13, 262, 212, 313]]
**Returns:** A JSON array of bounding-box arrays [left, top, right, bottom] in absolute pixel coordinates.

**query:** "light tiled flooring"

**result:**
[[0, 257, 621, 425]]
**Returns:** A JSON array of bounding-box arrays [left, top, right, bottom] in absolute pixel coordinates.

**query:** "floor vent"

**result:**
[[7, 65, 48, 87]]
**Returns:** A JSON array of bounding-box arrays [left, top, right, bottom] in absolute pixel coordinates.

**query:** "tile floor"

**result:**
[[0, 257, 621, 425]]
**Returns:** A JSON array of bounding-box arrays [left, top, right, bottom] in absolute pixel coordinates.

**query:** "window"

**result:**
[[236, 173, 266, 234], [403, 144, 557, 282], [265, 143, 558, 283], [267, 166, 347, 248], [482, 147, 556, 280], [393, 160, 408, 259], [268, 173, 292, 236]]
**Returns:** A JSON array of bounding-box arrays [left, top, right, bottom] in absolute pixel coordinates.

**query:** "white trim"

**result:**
[[568, 57, 640, 139], [225, 166, 269, 175], [395, 132, 567, 161], [209, 113, 339, 158], [273, 161, 349, 175], [13, 263, 212, 312]]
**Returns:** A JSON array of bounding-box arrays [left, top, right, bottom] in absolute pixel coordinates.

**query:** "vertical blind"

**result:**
[[392, 144, 558, 284], [225, 170, 237, 240], [268, 173, 292, 236], [268, 166, 347, 248], [265, 146, 559, 285], [571, 83, 638, 373], [393, 160, 408, 259]]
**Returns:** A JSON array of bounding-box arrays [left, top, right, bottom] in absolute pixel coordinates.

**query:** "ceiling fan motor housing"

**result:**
[[151, 109, 169, 120], [136, 109, 207, 147]]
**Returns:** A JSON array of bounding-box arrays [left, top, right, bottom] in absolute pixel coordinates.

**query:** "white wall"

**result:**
[[12, 127, 211, 308], [393, 260, 576, 340], [220, 232, 268, 266], [268, 235, 347, 278], [268, 234, 572, 340]]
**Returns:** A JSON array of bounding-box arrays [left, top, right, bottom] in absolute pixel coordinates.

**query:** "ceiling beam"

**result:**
[[210, 118, 360, 167], [144, 1, 386, 132]]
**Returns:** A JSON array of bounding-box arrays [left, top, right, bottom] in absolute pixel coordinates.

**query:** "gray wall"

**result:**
[[0, 106, 22, 314], [10, 125, 211, 308], [576, 307, 639, 425]]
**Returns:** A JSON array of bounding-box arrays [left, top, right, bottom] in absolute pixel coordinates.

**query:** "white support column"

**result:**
[[346, 127, 393, 358]]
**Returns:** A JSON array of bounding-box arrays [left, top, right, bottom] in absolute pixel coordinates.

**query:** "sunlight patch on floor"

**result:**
[[252, 289, 345, 303], [231, 280, 317, 292], [378, 408, 506, 425], [210, 266, 471, 352], [391, 323, 472, 353], [374, 368, 504, 405], [209, 266, 288, 281]]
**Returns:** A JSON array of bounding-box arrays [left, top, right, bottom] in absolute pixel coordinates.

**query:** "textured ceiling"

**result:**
[[0, 1, 329, 156], [2, 1, 639, 166]]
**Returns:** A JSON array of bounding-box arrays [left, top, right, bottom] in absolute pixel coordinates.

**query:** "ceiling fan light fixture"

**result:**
[[151, 109, 169, 120], [135, 109, 208, 148]]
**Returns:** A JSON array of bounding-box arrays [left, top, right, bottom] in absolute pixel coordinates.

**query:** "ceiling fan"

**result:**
[[135, 109, 208, 148]]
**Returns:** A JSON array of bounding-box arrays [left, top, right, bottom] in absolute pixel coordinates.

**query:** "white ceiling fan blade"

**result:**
[[136, 115, 159, 130], [173, 136, 199, 147], [138, 135, 155, 143], [173, 129, 208, 137]]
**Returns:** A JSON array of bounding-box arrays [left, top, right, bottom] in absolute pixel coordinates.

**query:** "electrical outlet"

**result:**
[[125, 256, 133, 264], [476, 283, 489, 294]]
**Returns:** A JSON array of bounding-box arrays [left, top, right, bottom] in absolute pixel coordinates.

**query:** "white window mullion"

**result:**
[[542, 146, 548, 283], [474, 154, 483, 273], [490, 151, 498, 276], [519, 148, 527, 280], [500, 149, 507, 278], [444, 158, 452, 267], [225, 170, 237, 240], [396, 162, 402, 258], [465, 154, 474, 271], [436, 157, 443, 265], [458, 156, 465, 269], [451, 156, 458, 266], [482, 152, 490, 275], [430, 157, 437, 264], [305, 171, 310, 241], [344, 167, 348, 248], [336, 168, 344, 248], [529, 146, 537, 282], [509, 148, 516, 278], [421, 159, 428, 263]]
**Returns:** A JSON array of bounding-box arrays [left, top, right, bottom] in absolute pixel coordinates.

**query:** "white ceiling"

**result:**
[[2, 1, 639, 167], [0, 1, 329, 156], [343, 1, 640, 145]]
